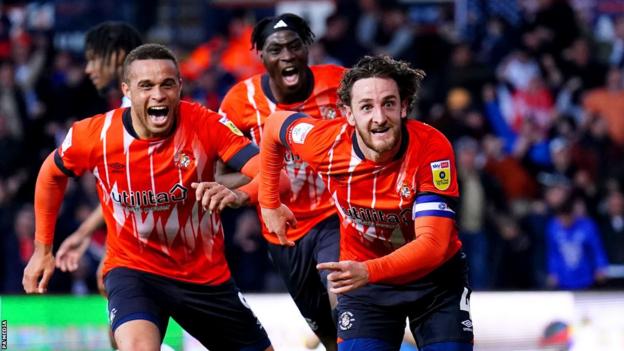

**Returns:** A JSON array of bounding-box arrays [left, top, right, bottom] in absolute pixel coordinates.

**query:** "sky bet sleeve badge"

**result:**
[[430, 160, 451, 191]]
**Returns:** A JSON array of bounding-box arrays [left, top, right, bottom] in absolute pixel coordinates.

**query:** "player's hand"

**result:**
[[23, 242, 55, 294], [96, 259, 107, 296], [317, 261, 369, 294], [55, 230, 91, 272], [191, 182, 245, 213], [261, 204, 296, 246]]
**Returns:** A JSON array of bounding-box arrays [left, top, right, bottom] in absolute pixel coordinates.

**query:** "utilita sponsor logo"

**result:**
[[342, 206, 411, 225], [111, 183, 188, 208]]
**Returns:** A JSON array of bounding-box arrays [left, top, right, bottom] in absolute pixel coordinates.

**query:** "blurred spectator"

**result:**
[[308, 41, 342, 66], [356, 0, 413, 59], [597, 191, 624, 265], [498, 49, 541, 91], [478, 16, 516, 67], [429, 88, 490, 143], [492, 214, 536, 289], [545, 193, 608, 290], [0, 60, 28, 140], [582, 66, 624, 146], [559, 38, 607, 96], [444, 42, 495, 104], [607, 15, 624, 68], [528, 0, 581, 57], [317, 12, 367, 67], [482, 134, 538, 206], [455, 136, 504, 289], [181, 11, 264, 82], [3, 204, 34, 293]]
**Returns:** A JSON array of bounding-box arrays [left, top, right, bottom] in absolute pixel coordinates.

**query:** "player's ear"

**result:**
[[121, 81, 131, 99], [401, 100, 408, 119], [344, 105, 355, 126]]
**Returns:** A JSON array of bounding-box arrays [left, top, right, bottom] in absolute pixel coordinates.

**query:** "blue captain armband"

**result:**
[[412, 194, 456, 220]]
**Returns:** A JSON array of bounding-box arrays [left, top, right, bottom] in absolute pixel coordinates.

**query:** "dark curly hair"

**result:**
[[85, 22, 143, 65], [337, 55, 426, 114]]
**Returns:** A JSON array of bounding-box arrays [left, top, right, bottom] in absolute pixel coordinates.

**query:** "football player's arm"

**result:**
[[23, 152, 69, 294], [318, 210, 455, 293], [214, 160, 251, 189], [214, 90, 254, 188], [259, 111, 303, 246], [364, 215, 454, 284]]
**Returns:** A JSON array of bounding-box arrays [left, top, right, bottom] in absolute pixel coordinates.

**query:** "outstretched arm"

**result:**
[[23, 152, 69, 294], [259, 112, 299, 246], [318, 195, 459, 293]]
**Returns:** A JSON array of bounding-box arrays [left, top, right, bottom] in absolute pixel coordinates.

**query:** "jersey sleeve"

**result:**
[[416, 129, 459, 198], [218, 82, 253, 134], [202, 106, 259, 172], [280, 113, 338, 171], [54, 118, 99, 177]]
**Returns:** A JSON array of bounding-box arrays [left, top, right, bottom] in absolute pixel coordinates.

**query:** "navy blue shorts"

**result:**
[[105, 267, 270, 350], [336, 253, 474, 349], [267, 215, 340, 341]]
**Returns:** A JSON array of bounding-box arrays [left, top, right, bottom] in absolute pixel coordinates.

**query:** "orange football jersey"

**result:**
[[55, 101, 258, 284], [219, 64, 345, 243], [280, 116, 463, 282]]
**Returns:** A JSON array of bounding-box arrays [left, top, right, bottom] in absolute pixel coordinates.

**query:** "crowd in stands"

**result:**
[[1, 0, 623, 294]]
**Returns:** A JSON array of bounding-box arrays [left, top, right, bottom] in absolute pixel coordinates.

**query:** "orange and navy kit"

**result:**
[[261, 112, 463, 284], [43, 101, 259, 285], [260, 111, 474, 349], [219, 64, 345, 244]]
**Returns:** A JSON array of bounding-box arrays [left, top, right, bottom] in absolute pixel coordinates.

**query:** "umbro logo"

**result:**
[[273, 20, 288, 29], [461, 319, 473, 332], [110, 162, 125, 173]]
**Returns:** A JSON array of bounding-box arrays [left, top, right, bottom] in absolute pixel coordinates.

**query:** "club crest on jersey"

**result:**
[[174, 152, 192, 169], [219, 115, 244, 136], [430, 160, 451, 191], [320, 105, 337, 120], [400, 184, 412, 199]]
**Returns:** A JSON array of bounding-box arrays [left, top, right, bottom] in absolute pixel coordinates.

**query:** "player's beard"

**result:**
[[356, 121, 402, 158]]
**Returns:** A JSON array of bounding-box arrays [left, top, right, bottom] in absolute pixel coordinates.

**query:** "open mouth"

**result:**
[[371, 127, 390, 135], [147, 106, 169, 125], [281, 66, 300, 86]]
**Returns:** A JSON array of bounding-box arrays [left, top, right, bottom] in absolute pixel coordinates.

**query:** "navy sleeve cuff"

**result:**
[[54, 150, 77, 178], [279, 112, 308, 150], [227, 143, 260, 171]]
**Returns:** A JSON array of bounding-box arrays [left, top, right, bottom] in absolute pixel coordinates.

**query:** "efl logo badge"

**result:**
[[291, 122, 314, 144], [219, 115, 244, 136], [430, 160, 451, 191]]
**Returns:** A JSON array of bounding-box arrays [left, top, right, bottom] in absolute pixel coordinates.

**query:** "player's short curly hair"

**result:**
[[337, 55, 426, 114]]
